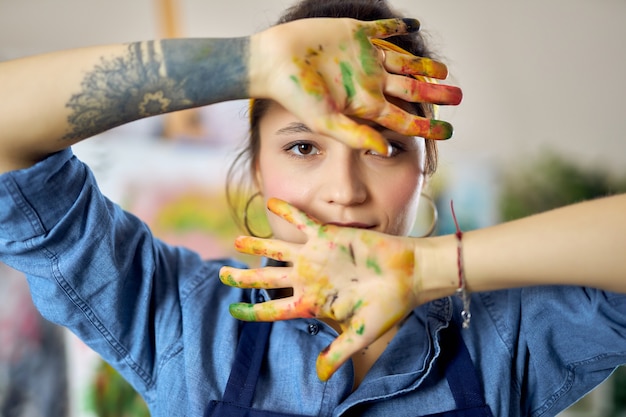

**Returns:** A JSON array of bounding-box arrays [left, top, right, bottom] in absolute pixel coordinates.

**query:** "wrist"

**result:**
[[413, 235, 459, 303], [248, 30, 274, 99]]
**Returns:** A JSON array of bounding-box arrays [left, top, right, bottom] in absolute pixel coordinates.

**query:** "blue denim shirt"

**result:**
[[1, 149, 626, 417]]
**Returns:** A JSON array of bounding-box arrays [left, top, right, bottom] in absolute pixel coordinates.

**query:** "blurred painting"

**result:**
[[0, 263, 69, 417]]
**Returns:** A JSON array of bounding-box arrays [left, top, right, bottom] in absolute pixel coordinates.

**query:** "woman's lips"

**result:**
[[325, 222, 375, 229]]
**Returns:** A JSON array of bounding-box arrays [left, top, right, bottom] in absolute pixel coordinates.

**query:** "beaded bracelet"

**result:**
[[450, 201, 471, 328]]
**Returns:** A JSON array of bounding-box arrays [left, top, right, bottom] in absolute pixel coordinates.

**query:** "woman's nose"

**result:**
[[320, 153, 367, 206]]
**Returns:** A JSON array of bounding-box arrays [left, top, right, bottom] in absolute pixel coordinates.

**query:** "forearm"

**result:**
[[466, 193, 626, 292], [0, 37, 249, 172], [421, 194, 626, 296]]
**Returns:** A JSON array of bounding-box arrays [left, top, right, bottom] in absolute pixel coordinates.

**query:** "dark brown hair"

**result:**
[[226, 0, 440, 233]]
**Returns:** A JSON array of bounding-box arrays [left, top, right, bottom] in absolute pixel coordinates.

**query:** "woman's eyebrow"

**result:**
[[275, 121, 401, 138], [275, 122, 312, 135]]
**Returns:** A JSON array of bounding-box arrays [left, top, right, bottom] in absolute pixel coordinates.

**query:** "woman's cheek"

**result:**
[[380, 171, 423, 236], [262, 173, 311, 243]]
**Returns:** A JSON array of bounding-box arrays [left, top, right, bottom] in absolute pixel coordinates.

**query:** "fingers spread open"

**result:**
[[220, 265, 292, 289], [229, 297, 316, 322], [384, 50, 448, 80], [373, 102, 454, 140], [360, 18, 421, 38], [385, 74, 463, 106]]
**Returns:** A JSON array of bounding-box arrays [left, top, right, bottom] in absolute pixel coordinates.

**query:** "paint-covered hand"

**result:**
[[249, 18, 462, 156], [220, 198, 431, 381]]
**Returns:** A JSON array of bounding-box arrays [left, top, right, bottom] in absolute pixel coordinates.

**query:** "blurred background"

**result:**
[[1, 0, 625, 416]]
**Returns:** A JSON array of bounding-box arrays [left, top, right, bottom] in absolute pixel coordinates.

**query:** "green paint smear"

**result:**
[[317, 225, 329, 239], [355, 28, 378, 76], [431, 119, 454, 140], [339, 61, 356, 101], [229, 303, 257, 321], [366, 257, 382, 275], [223, 273, 238, 287], [356, 324, 365, 335], [290, 74, 323, 102]]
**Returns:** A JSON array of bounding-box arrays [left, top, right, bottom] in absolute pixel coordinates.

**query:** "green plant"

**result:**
[[499, 151, 626, 221]]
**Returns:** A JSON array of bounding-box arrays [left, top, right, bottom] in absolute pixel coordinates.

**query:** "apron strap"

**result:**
[[215, 316, 491, 417], [439, 321, 486, 410], [222, 321, 273, 406]]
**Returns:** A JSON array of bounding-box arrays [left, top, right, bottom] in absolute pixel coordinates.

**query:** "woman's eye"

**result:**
[[286, 142, 320, 157], [367, 142, 403, 158]]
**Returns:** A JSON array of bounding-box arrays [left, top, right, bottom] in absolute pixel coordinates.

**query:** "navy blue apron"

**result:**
[[203, 320, 307, 417], [204, 318, 493, 417], [426, 319, 495, 417]]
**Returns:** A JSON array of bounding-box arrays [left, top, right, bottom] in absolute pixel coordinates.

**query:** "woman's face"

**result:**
[[255, 102, 426, 243]]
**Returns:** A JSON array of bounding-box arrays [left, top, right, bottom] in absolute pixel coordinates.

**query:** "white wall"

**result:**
[[1, 0, 625, 173]]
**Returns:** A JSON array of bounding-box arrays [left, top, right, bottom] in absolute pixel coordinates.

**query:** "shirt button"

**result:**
[[307, 323, 319, 335]]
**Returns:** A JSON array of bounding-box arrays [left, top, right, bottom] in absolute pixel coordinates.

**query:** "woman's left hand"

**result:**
[[249, 18, 463, 156], [219, 198, 446, 381]]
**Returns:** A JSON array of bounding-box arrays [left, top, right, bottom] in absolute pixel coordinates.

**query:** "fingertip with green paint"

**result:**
[[229, 303, 259, 321], [219, 267, 238, 287], [224, 274, 239, 288], [427, 119, 454, 140]]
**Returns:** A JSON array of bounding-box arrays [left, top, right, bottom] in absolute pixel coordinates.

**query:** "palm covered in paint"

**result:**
[[250, 17, 462, 155], [220, 198, 425, 381]]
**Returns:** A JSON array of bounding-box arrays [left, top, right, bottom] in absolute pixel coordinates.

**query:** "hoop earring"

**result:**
[[414, 193, 439, 238], [243, 192, 272, 239]]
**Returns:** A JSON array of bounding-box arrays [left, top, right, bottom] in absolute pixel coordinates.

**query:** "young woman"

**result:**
[[0, 1, 625, 416]]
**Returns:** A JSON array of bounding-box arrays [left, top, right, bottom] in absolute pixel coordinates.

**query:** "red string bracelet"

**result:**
[[450, 200, 471, 329]]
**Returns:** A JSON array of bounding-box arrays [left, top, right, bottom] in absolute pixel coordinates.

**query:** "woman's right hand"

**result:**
[[220, 198, 457, 381], [249, 17, 463, 155]]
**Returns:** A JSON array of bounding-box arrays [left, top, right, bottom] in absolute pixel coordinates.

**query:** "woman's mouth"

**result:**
[[325, 222, 375, 230]]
